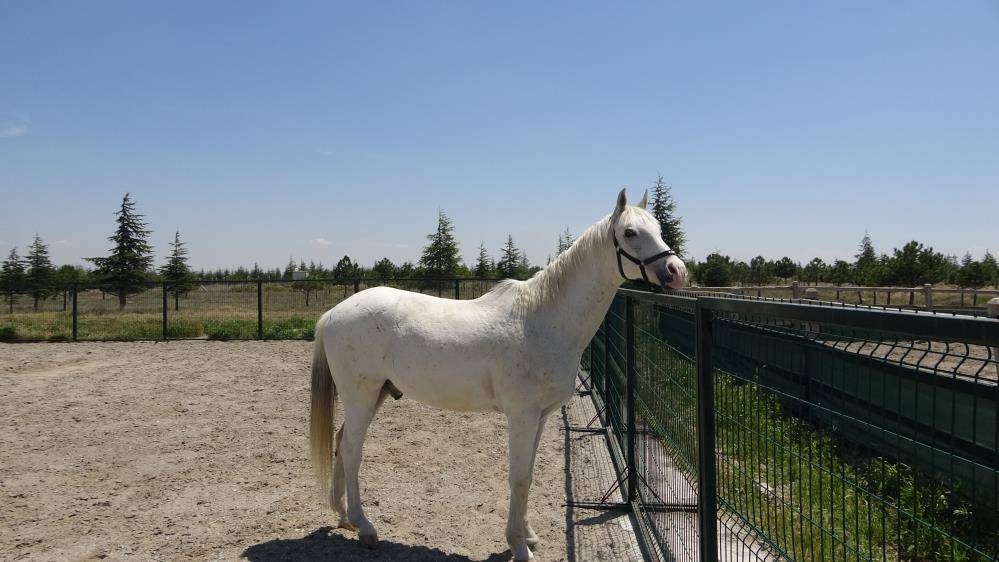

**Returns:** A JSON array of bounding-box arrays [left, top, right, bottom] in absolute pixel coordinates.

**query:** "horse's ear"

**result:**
[[612, 188, 627, 221], [637, 190, 648, 209]]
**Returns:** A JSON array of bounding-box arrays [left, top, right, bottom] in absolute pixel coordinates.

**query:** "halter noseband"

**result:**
[[613, 236, 677, 285]]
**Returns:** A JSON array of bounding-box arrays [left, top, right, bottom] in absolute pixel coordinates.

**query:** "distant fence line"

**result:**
[[694, 282, 999, 312], [0, 278, 500, 342]]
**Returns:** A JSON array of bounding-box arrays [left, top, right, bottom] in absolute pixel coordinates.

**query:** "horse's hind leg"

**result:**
[[338, 385, 384, 548], [332, 389, 390, 530]]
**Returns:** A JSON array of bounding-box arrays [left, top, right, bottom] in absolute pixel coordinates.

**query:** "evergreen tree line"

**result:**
[[4, 181, 994, 312], [690, 234, 998, 290]]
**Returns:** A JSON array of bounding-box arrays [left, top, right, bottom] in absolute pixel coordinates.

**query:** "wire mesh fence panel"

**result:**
[[75, 284, 164, 341], [605, 295, 629, 448], [705, 300, 999, 562], [168, 281, 259, 339], [581, 290, 999, 562], [458, 279, 500, 300], [633, 296, 701, 562], [0, 277, 505, 341], [262, 281, 355, 340], [0, 289, 75, 341]]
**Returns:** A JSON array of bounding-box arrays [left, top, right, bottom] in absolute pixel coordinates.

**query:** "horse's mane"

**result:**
[[485, 215, 614, 313]]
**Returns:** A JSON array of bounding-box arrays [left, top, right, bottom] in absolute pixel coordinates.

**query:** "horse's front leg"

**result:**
[[505, 410, 543, 561], [523, 414, 548, 551]]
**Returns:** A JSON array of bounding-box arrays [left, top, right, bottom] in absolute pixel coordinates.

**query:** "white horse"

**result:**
[[309, 189, 687, 561]]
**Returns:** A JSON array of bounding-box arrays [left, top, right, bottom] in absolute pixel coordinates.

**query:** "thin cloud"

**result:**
[[311, 237, 333, 246], [53, 239, 73, 246], [0, 124, 27, 138]]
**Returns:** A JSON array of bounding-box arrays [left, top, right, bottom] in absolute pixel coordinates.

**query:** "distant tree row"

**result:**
[[1, 194, 195, 310], [688, 233, 998, 290], [5, 178, 995, 313]]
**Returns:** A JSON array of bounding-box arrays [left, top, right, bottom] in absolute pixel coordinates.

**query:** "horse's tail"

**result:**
[[309, 321, 337, 507]]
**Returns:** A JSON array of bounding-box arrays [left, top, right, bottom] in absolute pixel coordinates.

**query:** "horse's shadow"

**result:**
[[241, 527, 512, 562]]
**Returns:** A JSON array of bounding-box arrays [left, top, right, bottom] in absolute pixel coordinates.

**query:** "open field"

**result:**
[[0, 280, 500, 341]]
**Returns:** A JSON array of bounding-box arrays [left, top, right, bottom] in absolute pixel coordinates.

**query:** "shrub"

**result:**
[[0, 324, 18, 341], [263, 316, 314, 340], [205, 319, 254, 340]]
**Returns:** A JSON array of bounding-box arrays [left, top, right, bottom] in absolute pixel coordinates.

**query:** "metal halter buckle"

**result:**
[[613, 236, 677, 285]]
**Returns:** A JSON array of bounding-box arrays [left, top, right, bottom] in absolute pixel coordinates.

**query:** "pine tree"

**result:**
[[854, 233, 881, 286], [1, 248, 26, 313], [773, 257, 798, 283], [160, 231, 195, 310], [497, 235, 521, 279], [855, 233, 877, 268], [283, 256, 296, 280], [696, 253, 733, 287], [419, 209, 461, 278], [556, 226, 574, 256], [649, 174, 687, 257], [372, 257, 397, 280], [517, 252, 531, 279], [25, 234, 54, 311], [473, 242, 492, 278], [982, 250, 998, 288], [86, 193, 154, 309], [333, 255, 360, 280]]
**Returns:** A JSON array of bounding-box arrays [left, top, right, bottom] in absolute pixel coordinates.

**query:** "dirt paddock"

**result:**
[[0, 341, 587, 561]]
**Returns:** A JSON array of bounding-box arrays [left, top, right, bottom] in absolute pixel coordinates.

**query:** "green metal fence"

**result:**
[[0, 278, 499, 342], [582, 289, 999, 561]]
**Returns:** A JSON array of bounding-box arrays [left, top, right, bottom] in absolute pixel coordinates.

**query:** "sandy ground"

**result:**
[[0, 341, 643, 562]]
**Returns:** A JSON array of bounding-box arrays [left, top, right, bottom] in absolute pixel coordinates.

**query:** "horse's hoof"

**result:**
[[337, 517, 358, 532], [526, 536, 541, 551], [359, 532, 379, 549], [512, 546, 534, 561]]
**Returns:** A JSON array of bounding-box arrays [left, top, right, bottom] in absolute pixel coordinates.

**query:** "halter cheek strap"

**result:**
[[613, 236, 677, 285]]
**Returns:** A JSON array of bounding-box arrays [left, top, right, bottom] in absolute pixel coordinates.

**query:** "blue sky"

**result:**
[[1, 1, 997, 271]]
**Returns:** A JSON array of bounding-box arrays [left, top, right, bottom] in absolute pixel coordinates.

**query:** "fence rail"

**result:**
[[0, 278, 500, 342], [694, 282, 999, 312], [582, 288, 999, 561]]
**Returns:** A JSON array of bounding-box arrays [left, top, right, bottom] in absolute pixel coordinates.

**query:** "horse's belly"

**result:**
[[391, 371, 499, 412]]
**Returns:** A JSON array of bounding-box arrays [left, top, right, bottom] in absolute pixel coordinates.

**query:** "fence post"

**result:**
[[695, 300, 719, 562], [354, 279, 361, 294], [257, 281, 263, 340], [162, 283, 168, 340], [989, 298, 999, 379], [924, 284, 933, 310], [72, 283, 78, 342], [625, 295, 638, 504], [602, 313, 611, 427], [454, 279, 461, 300], [791, 281, 801, 300]]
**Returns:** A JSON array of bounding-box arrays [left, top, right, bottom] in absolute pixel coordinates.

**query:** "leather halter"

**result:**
[[613, 236, 677, 285]]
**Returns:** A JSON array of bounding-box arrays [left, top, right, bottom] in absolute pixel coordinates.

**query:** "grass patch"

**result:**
[[204, 319, 256, 340], [633, 347, 999, 561], [263, 316, 314, 340]]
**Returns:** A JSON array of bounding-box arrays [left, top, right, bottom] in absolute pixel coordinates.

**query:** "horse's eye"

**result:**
[[624, 228, 637, 238]]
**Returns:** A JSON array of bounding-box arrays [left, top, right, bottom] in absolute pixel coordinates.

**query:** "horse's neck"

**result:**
[[529, 225, 622, 352]]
